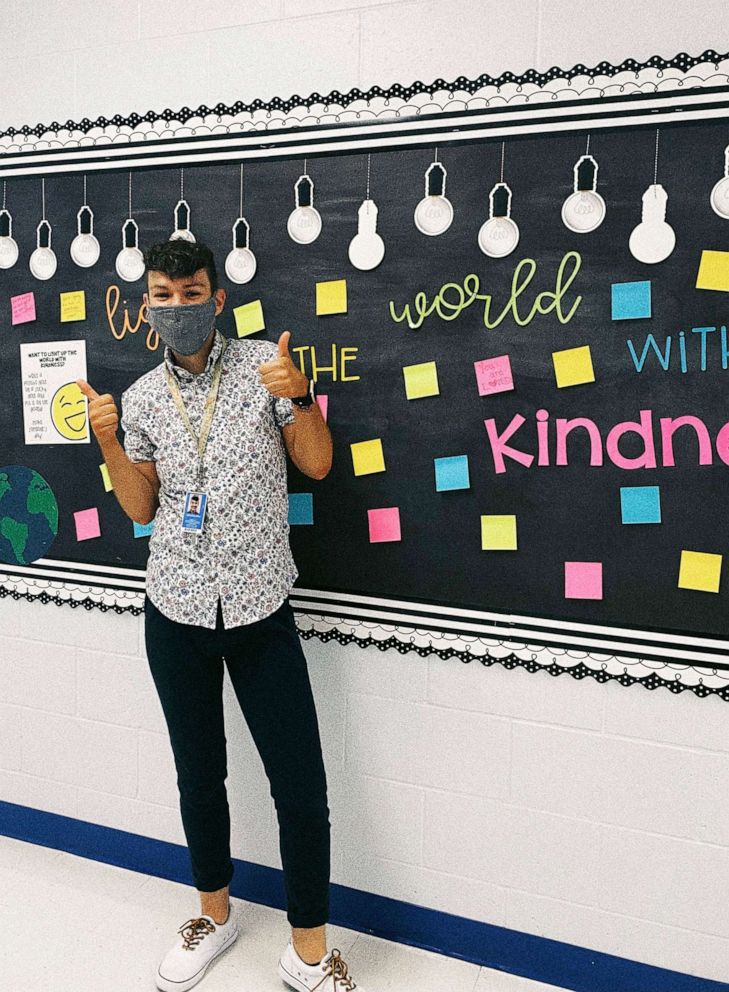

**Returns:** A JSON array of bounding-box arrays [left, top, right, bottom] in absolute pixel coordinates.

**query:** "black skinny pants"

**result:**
[[143, 592, 331, 928]]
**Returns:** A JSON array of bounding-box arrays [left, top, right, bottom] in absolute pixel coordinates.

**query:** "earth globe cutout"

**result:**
[[0, 466, 59, 566]]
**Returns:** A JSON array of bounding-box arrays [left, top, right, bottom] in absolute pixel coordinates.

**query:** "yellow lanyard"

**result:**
[[163, 333, 228, 489]]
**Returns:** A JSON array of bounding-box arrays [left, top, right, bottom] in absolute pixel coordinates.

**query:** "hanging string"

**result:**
[[83, 175, 87, 206], [239, 163, 244, 216], [2, 180, 6, 210], [585, 133, 591, 156], [41, 178, 46, 220], [653, 128, 660, 193], [434, 146, 439, 163], [128, 171, 133, 218], [500, 141, 505, 183], [366, 152, 371, 201], [304, 157, 307, 174]]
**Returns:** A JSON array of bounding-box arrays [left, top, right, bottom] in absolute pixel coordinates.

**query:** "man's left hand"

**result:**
[[258, 331, 309, 398]]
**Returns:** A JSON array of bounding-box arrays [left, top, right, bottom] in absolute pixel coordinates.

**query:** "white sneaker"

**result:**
[[155, 903, 239, 992], [278, 938, 364, 991]]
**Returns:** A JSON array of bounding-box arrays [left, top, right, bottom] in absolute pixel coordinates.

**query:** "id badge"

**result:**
[[181, 490, 208, 534]]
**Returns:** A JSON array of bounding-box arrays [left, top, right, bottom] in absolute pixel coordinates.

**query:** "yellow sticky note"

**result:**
[[678, 550, 722, 593], [60, 290, 86, 322], [99, 463, 113, 492], [403, 361, 439, 399], [553, 345, 595, 388], [696, 250, 729, 292], [233, 299, 265, 337], [351, 438, 385, 476], [316, 279, 347, 315], [481, 514, 518, 551]]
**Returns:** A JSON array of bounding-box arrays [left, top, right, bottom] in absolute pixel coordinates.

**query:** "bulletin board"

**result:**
[[2, 48, 729, 698]]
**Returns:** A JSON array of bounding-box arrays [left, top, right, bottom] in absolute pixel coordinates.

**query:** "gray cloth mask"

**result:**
[[146, 297, 217, 355]]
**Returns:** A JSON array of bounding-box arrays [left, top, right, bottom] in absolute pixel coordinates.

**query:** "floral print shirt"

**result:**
[[120, 328, 298, 629]]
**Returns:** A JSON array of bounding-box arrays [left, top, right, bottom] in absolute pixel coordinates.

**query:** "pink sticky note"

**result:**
[[475, 355, 514, 396], [11, 292, 36, 325], [565, 561, 603, 599], [74, 507, 101, 541], [368, 506, 401, 543], [316, 394, 328, 422]]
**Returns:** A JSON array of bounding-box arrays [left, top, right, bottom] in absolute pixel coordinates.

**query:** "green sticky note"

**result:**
[[233, 299, 265, 337], [403, 361, 439, 399]]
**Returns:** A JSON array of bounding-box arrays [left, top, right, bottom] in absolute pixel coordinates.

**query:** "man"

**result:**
[[77, 240, 365, 992]]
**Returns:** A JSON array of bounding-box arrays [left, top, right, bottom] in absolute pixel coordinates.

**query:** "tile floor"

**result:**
[[0, 834, 569, 991]]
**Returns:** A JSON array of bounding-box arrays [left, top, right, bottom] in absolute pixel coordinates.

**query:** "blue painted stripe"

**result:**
[[0, 799, 726, 992]]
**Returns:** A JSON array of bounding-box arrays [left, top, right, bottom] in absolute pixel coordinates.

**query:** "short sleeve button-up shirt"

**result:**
[[120, 328, 299, 629]]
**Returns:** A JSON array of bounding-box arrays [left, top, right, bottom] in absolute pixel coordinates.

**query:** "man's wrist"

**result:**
[[291, 377, 315, 407]]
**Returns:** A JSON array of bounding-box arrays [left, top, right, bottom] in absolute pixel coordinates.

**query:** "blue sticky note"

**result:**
[[133, 520, 155, 538], [288, 492, 314, 525], [434, 455, 470, 492], [611, 281, 652, 320], [620, 486, 661, 524]]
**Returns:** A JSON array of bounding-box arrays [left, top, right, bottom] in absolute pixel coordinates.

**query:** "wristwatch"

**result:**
[[291, 377, 315, 408]]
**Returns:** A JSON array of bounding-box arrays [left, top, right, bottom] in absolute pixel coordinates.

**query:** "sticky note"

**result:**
[[696, 250, 729, 292], [553, 345, 595, 388], [481, 514, 517, 551], [60, 290, 86, 322], [620, 486, 660, 524], [565, 561, 603, 599], [74, 507, 101, 541], [403, 361, 439, 399], [435, 455, 470, 492], [474, 355, 514, 395], [611, 281, 651, 320], [678, 550, 722, 593], [316, 394, 328, 422], [288, 492, 313, 525], [316, 279, 347, 315], [368, 507, 401, 542], [11, 292, 36, 325], [99, 463, 113, 492], [351, 438, 385, 476], [233, 299, 265, 337], [133, 520, 155, 538]]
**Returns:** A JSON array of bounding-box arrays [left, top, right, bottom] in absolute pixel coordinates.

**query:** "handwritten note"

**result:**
[[74, 507, 101, 541], [20, 340, 89, 445], [368, 507, 401, 542], [564, 561, 603, 599], [403, 361, 439, 399], [351, 438, 385, 476], [60, 290, 86, 322], [474, 355, 514, 396], [233, 299, 265, 337], [552, 345, 595, 388], [481, 514, 518, 551], [316, 278, 347, 315], [11, 292, 36, 325], [678, 550, 722, 593]]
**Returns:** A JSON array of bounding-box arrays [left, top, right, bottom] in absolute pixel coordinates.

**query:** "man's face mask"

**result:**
[[146, 296, 217, 355]]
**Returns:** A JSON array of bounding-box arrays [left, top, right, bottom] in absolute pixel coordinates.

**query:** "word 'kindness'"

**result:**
[[388, 251, 582, 330], [485, 409, 729, 474]]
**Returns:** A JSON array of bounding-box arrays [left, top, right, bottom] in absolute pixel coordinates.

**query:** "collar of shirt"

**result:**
[[163, 327, 224, 383]]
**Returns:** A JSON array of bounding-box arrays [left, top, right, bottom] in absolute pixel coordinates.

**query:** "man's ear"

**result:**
[[142, 291, 148, 306], [214, 287, 226, 315]]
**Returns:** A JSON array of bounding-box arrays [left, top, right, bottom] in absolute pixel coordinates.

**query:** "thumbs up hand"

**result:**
[[76, 379, 119, 446], [257, 330, 309, 399]]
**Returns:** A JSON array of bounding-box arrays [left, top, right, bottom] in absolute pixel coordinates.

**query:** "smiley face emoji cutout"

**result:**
[[51, 381, 89, 441]]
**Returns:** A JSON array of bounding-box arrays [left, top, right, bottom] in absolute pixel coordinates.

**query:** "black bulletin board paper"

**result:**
[[2, 118, 729, 645]]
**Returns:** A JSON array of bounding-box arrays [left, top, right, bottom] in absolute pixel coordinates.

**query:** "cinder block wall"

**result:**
[[1, 1, 727, 981]]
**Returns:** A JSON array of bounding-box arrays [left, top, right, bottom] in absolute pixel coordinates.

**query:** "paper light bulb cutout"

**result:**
[[710, 145, 729, 219], [629, 184, 675, 263], [561, 154, 606, 233], [70, 205, 100, 267], [287, 174, 322, 244], [170, 199, 195, 242], [348, 198, 385, 270], [414, 161, 453, 236], [29, 219, 57, 280], [478, 182, 519, 258], [115, 219, 145, 282], [225, 217, 257, 284], [0, 209, 19, 269]]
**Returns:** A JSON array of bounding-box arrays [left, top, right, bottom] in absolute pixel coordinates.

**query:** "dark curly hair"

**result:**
[[143, 240, 218, 294]]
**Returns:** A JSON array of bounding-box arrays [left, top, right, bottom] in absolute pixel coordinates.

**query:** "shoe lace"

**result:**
[[319, 948, 357, 990], [177, 916, 216, 951]]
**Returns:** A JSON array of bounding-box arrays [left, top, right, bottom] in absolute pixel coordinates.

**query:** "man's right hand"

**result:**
[[76, 379, 119, 446]]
